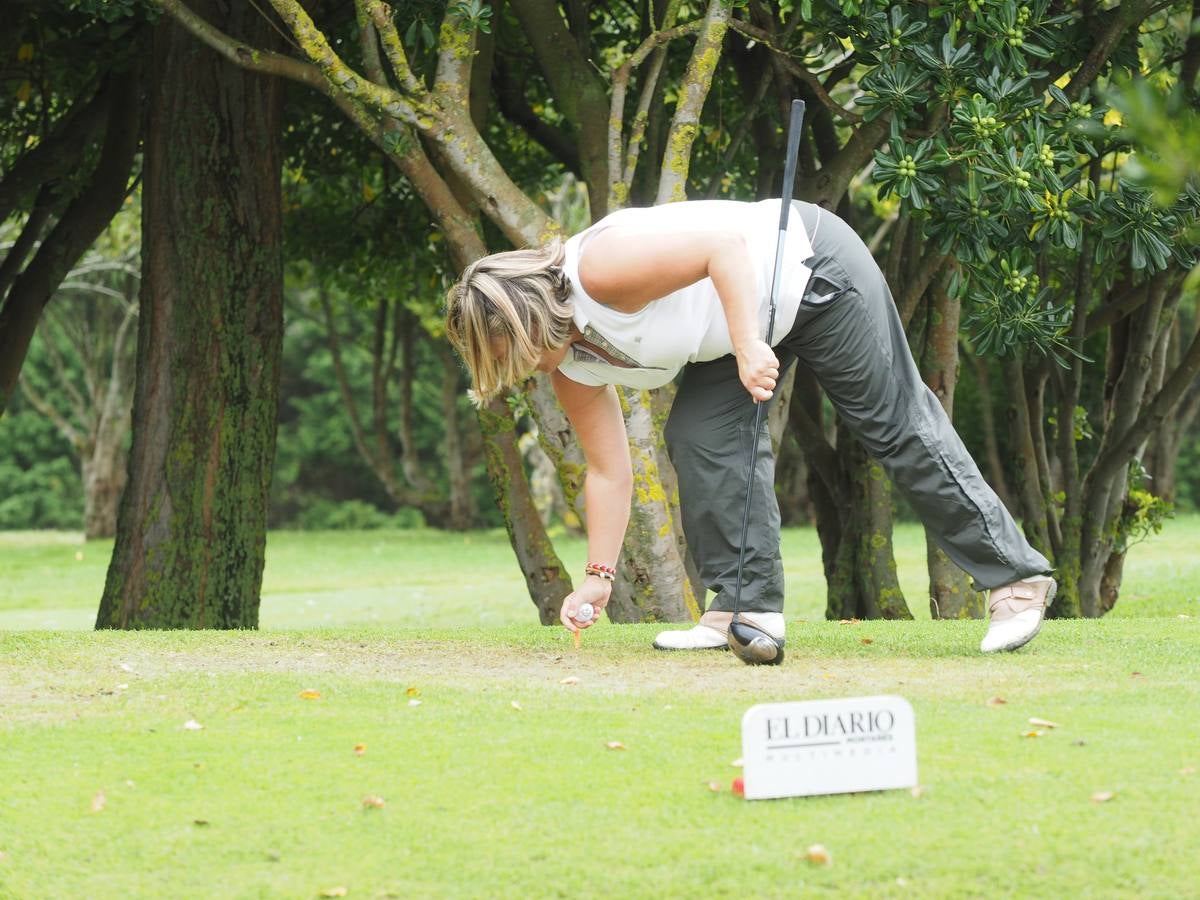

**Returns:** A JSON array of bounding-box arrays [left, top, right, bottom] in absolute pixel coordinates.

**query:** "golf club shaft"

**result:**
[[731, 99, 806, 619]]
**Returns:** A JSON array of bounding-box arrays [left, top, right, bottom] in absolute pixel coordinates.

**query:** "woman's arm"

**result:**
[[578, 227, 779, 401], [551, 370, 633, 631]]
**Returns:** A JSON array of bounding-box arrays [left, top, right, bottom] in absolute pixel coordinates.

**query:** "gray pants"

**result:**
[[663, 202, 1051, 613]]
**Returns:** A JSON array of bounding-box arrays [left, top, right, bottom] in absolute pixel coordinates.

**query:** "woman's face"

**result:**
[[487, 334, 570, 380]]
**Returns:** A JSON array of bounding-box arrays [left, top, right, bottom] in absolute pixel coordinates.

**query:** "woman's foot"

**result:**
[[980, 575, 1057, 653], [653, 610, 785, 651]]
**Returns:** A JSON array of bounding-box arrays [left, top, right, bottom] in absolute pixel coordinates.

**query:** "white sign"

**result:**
[[741, 696, 917, 800]]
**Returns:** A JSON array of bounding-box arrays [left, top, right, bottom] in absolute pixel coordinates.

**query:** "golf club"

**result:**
[[727, 98, 806, 666]]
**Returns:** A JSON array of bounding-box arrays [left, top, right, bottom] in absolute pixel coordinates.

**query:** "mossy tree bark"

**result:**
[[827, 434, 912, 620], [789, 365, 912, 621], [96, 5, 284, 629], [918, 275, 983, 619], [478, 395, 574, 624]]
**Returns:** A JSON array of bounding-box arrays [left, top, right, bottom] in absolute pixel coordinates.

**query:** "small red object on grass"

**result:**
[[732, 777, 745, 797]]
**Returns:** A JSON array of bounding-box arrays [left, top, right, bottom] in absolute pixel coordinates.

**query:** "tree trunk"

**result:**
[[827, 434, 912, 620], [919, 277, 983, 618], [477, 395, 574, 624], [964, 349, 1016, 513], [438, 343, 474, 530], [1004, 358, 1053, 557], [96, 6, 283, 629], [82, 415, 129, 540], [1098, 548, 1126, 616], [610, 386, 701, 623]]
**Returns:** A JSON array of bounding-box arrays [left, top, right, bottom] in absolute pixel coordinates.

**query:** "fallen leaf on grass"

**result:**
[[353, 744, 366, 756], [405, 687, 420, 698], [1029, 717, 1060, 729], [706, 781, 722, 792], [510, 701, 522, 711], [560, 676, 580, 685], [986, 697, 1007, 707], [1131, 672, 1144, 678], [838, 619, 860, 625], [193, 819, 209, 826], [860, 638, 874, 645], [805, 844, 832, 865], [1022, 730, 1044, 738], [362, 795, 385, 809], [1091, 791, 1116, 803], [320, 888, 348, 898], [605, 741, 626, 750], [182, 719, 204, 731], [91, 791, 106, 813], [298, 689, 321, 700]]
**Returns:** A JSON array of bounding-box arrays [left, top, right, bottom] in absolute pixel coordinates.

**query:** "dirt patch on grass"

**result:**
[[0, 627, 1091, 726]]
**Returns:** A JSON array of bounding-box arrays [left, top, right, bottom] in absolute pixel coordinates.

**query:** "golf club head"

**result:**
[[727, 617, 785, 666]]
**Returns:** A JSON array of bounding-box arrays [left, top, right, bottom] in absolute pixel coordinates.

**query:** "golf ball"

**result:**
[[575, 602, 595, 623]]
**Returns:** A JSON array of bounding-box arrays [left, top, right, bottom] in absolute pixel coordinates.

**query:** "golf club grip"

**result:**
[[777, 99, 806, 232], [764, 99, 806, 346]]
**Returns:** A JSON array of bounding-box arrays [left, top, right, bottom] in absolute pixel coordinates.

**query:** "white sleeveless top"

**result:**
[[558, 199, 815, 389]]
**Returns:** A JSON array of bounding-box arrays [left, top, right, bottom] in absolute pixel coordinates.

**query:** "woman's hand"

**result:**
[[560, 576, 613, 633], [736, 339, 780, 402]]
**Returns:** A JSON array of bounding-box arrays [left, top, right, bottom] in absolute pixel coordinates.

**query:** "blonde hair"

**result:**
[[445, 239, 574, 403]]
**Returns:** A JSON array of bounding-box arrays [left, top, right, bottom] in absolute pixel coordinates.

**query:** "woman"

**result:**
[[445, 199, 1055, 655]]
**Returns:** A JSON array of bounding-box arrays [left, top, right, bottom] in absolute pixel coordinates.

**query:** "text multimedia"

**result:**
[[765, 708, 896, 742]]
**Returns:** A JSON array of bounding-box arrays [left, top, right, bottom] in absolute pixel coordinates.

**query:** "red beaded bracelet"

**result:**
[[585, 562, 616, 581]]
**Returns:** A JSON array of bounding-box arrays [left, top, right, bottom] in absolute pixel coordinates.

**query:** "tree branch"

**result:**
[[802, 112, 891, 207], [39, 307, 91, 425], [656, 0, 732, 204], [17, 372, 82, 449], [492, 54, 582, 175], [1090, 313, 1200, 489], [433, 7, 476, 112], [0, 65, 141, 415], [608, 20, 703, 207], [360, 0, 425, 97], [0, 186, 55, 300], [897, 247, 950, 328], [727, 19, 863, 124], [1085, 282, 1146, 337], [1066, 0, 1154, 101], [158, 0, 326, 91], [0, 80, 108, 225]]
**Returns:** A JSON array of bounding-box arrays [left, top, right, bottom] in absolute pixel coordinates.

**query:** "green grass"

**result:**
[[2, 520, 1199, 898], [2, 516, 1198, 630]]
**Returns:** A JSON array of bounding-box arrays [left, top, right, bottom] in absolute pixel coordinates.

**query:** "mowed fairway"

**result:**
[[2, 521, 1199, 898]]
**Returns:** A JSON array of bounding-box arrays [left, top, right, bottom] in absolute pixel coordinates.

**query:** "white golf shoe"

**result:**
[[980, 575, 1057, 653], [653, 610, 785, 651]]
